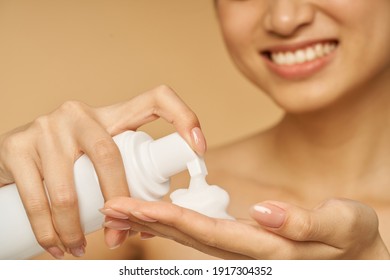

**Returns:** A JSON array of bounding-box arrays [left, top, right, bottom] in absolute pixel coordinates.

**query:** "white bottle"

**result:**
[[0, 131, 232, 260]]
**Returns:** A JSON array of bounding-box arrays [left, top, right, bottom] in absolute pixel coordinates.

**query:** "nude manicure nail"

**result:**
[[99, 208, 129, 219], [140, 232, 156, 240], [47, 246, 64, 260], [103, 220, 132, 230], [131, 210, 157, 222], [254, 205, 272, 215], [252, 203, 286, 228], [191, 127, 207, 156], [107, 230, 129, 250], [70, 245, 85, 257]]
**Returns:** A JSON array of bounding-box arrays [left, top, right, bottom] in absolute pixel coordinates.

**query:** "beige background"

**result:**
[[0, 0, 282, 148]]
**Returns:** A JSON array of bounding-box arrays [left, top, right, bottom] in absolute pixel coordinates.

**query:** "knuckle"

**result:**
[[346, 203, 378, 237], [90, 137, 120, 165], [60, 233, 84, 247], [324, 198, 359, 229], [180, 109, 199, 126], [151, 85, 179, 107], [294, 219, 313, 241], [151, 85, 199, 126], [304, 215, 319, 240], [288, 212, 318, 241], [320, 197, 344, 208], [1, 133, 26, 157], [59, 100, 85, 114], [36, 232, 58, 248], [153, 84, 175, 98], [30, 101, 88, 136], [56, 100, 89, 121], [32, 115, 54, 134], [321, 198, 379, 240], [30, 116, 59, 144], [25, 197, 50, 217], [50, 185, 78, 210]]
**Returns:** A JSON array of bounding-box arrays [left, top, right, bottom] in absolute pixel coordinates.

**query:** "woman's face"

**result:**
[[216, 0, 390, 113]]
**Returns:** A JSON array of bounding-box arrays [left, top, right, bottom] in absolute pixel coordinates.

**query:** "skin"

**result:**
[[6, 0, 390, 259], [0, 85, 206, 259], [99, 0, 390, 259]]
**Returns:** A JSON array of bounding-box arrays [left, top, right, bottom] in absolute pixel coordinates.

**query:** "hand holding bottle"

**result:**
[[0, 85, 207, 259]]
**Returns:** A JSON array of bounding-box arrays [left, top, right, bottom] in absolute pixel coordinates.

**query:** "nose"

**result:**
[[263, 0, 316, 37]]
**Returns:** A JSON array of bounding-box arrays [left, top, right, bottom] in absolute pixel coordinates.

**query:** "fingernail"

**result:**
[[107, 230, 129, 250], [140, 232, 155, 240], [252, 203, 286, 228], [99, 208, 129, 219], [191, 127, 207, 156], [47, 246, 64, 260], [70, 245, 85, 257], [103, 220, 132, 230], [131, 210, 157, 222]]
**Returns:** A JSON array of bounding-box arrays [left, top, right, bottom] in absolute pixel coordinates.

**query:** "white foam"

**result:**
[[170, 174, 234, 220]]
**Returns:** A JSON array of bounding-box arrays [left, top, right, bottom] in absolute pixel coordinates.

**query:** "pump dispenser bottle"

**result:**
[[0, 131, 232, 260]]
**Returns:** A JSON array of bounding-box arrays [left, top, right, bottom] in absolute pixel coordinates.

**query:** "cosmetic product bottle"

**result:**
[[0, 131, 232, 259]]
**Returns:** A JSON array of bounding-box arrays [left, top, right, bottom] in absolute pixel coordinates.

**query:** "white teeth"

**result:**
[[285, 52, 295, 65], [270, 42, 337, 66], [314, 43, 324, 57], [295, 50, 306, 63], [305, 47, 316, 61]]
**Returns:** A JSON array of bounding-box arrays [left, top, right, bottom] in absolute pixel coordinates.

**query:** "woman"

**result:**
[[101, 0, 390, 259], [2, 0, 390, 259]]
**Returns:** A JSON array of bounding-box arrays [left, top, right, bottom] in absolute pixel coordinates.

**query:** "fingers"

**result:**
[[1, 85, 204, 259], [250, 199, 380, 247], [104, 227, 130, 250], [40, 150, 86, 256], [2, 131, 66, 259], [103, 197, 278, 259], [103, 213, 251, 259], [95, 85, 207, 156], [11, 158, 66, 259], [75, 121, 130, 199], [125, 220, 251, 260]]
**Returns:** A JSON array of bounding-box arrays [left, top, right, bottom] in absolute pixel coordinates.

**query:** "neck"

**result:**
[[272, 73, 390, 200]]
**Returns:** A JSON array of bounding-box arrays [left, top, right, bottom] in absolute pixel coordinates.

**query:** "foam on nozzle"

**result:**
[[119, 131, 233, 219], [171, 157, 234, 220]]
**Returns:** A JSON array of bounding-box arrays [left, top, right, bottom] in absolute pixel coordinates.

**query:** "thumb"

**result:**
[[249, 199, 379, 246]]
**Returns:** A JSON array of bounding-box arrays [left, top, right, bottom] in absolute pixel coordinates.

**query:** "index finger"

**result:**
[[95, 85, 207, 156]]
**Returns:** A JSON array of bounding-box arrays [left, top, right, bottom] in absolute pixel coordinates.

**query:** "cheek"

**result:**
[[325, 0, 390, 35], [339, 1, 390, 74], [217, 2, 264, 55], [219, 15, 254, 54], [218, 10, 266, 84]]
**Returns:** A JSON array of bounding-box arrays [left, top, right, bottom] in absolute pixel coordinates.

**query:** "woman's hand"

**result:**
[[0, 85, 206, 259], [101, 197, 390, 259]]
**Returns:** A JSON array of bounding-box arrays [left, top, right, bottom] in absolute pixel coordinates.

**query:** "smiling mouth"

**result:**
[[262, 40, 339, 66]]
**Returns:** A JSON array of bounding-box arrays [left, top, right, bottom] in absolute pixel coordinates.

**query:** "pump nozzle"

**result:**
[[114, 131, 233, 219]]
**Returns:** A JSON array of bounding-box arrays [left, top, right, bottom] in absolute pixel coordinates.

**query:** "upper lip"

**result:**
[[260, 38, 339, 55]]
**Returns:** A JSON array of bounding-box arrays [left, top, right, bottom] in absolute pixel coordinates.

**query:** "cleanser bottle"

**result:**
[[0, 131, 232, 260]]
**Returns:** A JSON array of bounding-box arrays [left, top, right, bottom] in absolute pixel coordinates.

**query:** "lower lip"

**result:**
[[262, 48, 337, 80]]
